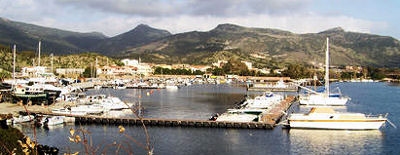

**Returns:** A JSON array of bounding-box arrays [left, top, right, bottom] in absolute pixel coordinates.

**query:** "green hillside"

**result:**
[[121, 24, 400, 68], [1, 17, 400, 68]]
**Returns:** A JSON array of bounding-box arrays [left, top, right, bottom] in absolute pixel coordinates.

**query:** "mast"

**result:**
[[38, 40, 41, 67], [12, 44, 16, 88], [95, 57, 98, 78], [325, 37, 330, 96], [51, 53, 53, 73]]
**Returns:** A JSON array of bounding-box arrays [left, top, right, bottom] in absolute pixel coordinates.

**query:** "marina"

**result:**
[[20, 95, 296, 129], [8, 82, 399, 155]]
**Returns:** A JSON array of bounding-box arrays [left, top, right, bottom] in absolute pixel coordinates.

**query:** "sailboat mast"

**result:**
[[325, 37, 330, 96], [38, 40, 41, 67], [12, 44, 16, 87], [51, 53, 53, 73]]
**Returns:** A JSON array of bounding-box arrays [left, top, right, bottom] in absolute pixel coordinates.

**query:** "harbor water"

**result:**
[[17, 82, 400, 154]]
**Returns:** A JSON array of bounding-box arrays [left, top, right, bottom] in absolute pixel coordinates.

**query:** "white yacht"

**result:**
[[40, 115, 65, 126], [215, 109, 264, 122], [79, 94, 130, 110], [241, 92, 283, 109], [288, 107, 387, 130], [9, 115, 35, 124], [99, 96, 131, 110], [52, 104, 105, 116]]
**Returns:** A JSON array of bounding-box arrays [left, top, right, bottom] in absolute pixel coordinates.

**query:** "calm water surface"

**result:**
[[19, 82, 400, 154]]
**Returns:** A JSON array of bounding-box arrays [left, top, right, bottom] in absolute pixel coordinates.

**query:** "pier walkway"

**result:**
[[25, 96, 296, 130]]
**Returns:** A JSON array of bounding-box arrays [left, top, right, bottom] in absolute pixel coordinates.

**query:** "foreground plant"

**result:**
[[17, 136, 36, 155], [66, 99, 153, 154]]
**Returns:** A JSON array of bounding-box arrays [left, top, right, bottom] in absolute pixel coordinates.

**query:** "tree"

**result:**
[[212, 67, 225, 76], [0, 70, 11, 81], [222, 58, 249, 75], [281, 64, 311, 79], [82, 66, 96, 78]]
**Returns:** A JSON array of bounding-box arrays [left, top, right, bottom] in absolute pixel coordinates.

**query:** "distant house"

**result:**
[[121, 59, 139, 66], [212, 60, 228, 68], [97, 65, 138, 76], [21, 66, 50, 77], [241, 61, 252, 69], [56, 68, 85, 76], [194, 65, 212, 73]]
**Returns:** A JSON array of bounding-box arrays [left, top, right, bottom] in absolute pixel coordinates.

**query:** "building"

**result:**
[[121, 59, 139, 66], [21, 66, 50, 77], [97, 65, 138, 76], [241, 61, 252, 69], [56, 68, 85, 76]]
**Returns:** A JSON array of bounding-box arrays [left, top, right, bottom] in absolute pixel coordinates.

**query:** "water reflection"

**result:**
[[85, 84, 247, 120], [288, 129, 383, 154]]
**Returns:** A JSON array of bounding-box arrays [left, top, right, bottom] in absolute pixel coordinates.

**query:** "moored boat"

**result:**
[[215, 109, 264, 122], [10, 115, 35, 124], [299, 38, 350, 106], [40, 115, 65, 126], [52, 104, 105, 116], [287, 107, 387, 130], [242, 92, 283, 109]]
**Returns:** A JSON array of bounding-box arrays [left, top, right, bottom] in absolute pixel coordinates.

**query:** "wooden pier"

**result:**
[[260, 96, 295, 125], [25, 96, 296, 130], [74, 117, 275, 129]]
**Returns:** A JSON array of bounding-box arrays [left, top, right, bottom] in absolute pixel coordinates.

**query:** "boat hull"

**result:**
[[288, 119, 386, 130], [41, 116, 65, 126]]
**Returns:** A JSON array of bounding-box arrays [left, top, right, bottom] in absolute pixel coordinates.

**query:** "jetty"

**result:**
[[22, 96, 295, 130]]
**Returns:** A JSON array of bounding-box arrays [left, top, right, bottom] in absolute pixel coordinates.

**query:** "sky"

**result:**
[[0, 0, 399, 39]]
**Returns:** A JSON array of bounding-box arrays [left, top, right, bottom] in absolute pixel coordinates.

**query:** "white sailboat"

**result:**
[[288, 37, 388, 130], [299, 38, 349, 106]]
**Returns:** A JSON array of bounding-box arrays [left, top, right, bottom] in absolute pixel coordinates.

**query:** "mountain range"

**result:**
[[0, 17, 399, 68]]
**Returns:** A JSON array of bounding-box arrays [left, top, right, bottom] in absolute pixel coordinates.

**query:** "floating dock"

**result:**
[[25, 96, 296, 129]]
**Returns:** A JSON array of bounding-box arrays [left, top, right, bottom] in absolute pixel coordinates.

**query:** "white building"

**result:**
[[97, 66, 138, 76], [20, 66, 50, 77], [212, 60, 228, 68], [56, 68, 85, 75], [136, 64, 152, 76], [241, 61, 252, 69], [121, 59, 139, 66]]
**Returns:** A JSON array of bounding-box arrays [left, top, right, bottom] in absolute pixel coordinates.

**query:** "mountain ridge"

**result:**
[[0, 17, 399, 68]]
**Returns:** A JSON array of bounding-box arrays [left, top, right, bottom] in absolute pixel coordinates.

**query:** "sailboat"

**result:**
[[288, 38, 387, 130], [299, 38, 349, 106], [287, 107, 387, 130]]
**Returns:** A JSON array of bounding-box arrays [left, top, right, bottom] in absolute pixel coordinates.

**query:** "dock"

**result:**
[[23, 96, 296, 130], [260, 96, 295, 125], [75, 117, 275, 129]]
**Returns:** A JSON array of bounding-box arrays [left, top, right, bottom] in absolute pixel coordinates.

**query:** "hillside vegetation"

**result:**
[[0, 45, 120, 74], [123, 24, 400, 68], [1, 17, 400, 68]]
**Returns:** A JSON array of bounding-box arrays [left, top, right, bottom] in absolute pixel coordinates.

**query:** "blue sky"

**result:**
[[0, 0, 398, 39]]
